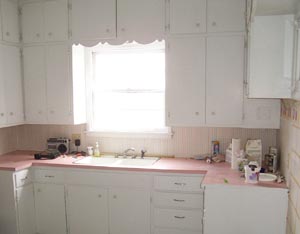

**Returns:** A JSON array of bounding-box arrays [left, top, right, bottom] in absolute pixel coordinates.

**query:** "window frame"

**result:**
[[84, 41, 172, 138]]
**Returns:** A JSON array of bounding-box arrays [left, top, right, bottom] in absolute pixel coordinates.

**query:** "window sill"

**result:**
[[85, 130, 173, 139]]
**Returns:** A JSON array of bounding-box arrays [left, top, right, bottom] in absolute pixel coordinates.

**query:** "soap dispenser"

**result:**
[[94, 142, 100, 157]]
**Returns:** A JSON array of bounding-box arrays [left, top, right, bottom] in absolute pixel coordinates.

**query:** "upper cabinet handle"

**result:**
[[174, 182, 186, 186]]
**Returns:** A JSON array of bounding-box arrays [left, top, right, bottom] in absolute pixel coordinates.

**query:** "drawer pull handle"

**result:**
[[174, 182, 186, 186], [21, 177, 28, 181], [174, 216, 185, 219], [44, 175, 55, 178], [173, 199, 185, 202]]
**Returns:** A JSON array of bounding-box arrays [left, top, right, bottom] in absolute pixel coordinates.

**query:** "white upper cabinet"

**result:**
[[2, 45, 24, 125], [21, 0, 68, 43], [23, 44, 86, 125], [248, 14, 294, 98], [44, 0, 68, 42], [207, 0, 246, 32], [0, 53, 6, 125], [166, 36, 206, 126], [71, 0, 116, 41], [1, 0, 20, 43], [46, 44, 72, 124], [23, 46, 47, 124], [21, 2, 44, 43], [169, 0, 206, 34], [117, 0, 165, 41], [206, 36, 244, 126]]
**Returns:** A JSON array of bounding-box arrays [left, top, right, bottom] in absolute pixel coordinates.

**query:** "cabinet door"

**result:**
[[1, 0, 19, 43], [21, 2, 44, 43], [46, 44, 72, 124], [109, 188, 150, 234], [204, 185, 288, 234], [0, 46, 6, 125], [16, 184, 36, 234], [206, 36, 244, 126], [72, 0, 116, 41], [44, 0, 68, 42], [2, 45, 24, 125], [169, 0, 206, 34], [166, 37, 206, 126], [207, 0, 245, 32], [23, 46, 47, 123], [67, 185, 109, 234], [248, 15, 294, 98], [34, 183, 67, 234], [117, 0, 165, 41]]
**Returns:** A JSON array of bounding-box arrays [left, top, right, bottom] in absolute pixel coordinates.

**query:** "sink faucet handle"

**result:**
[[141, 149, 147, 159]]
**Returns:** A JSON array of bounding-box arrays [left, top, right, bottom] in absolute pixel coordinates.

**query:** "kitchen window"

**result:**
[[86, 41, 169, 137]]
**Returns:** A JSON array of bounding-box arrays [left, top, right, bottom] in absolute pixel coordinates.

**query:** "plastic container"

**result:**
[[94, 142, 100, 157]]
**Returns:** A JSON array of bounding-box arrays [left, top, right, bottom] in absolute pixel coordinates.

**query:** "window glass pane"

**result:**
[[90, 41, 166, 133]]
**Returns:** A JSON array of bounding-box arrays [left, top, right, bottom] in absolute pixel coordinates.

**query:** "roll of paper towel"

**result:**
[[231, 138, 241, 170]]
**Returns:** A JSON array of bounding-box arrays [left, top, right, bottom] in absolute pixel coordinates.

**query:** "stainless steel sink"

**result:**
[[74, 155, 159, 167]]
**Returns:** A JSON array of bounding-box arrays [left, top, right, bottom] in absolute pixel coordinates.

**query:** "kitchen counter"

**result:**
[[0, 151, 287, 188]]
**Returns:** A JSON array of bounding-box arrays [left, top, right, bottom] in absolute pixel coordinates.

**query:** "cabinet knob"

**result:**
[[121, 28, 125, 32], [50, 110, 54, 114], [48, 32, 53, 37], [6, 32, 10, 36], [98, 194, 102, 198], [10, 112, 14, 116], [113, 195, 117, 199], [195, 23, 200, 28], [195, 112, 199, 116], [211, 111, 216, 116], [212, 22, 217, 27], [36, 33, 40, 38], [0, 113, 4, 117], [38, 110, 43, 114], [106, 28, 110, 33], [37, 188, 41, 193]]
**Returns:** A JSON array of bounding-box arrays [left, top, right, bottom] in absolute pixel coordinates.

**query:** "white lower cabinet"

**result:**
[[67, 185, 109, 234], [109, 188, 151, 234], [34, 183, 67, 234], [16, 185, 36, 234], [203, 185, 288, 234]]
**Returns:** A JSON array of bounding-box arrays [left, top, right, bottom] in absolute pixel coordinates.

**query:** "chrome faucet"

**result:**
[[122, 147, 136, 157]]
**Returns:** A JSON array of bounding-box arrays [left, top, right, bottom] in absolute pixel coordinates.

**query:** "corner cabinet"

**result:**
[[0, 44, 24, 127], [23, 44, 86, 125], [1, 0, 20, 43]]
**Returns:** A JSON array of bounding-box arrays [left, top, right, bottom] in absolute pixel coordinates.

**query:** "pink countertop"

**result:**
[[0, 151, 287, 189]]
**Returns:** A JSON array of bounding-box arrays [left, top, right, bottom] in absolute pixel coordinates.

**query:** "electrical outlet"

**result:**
[[71, 134, 81, 142]]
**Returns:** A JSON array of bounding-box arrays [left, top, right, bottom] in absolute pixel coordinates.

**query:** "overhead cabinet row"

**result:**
[[20, 0, 246, 43], [166, 35, 280, 129]]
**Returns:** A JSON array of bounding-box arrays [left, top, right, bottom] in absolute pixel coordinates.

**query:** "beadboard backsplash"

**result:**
[[16, 124, 278, 158], [0, 126, 18, 155]]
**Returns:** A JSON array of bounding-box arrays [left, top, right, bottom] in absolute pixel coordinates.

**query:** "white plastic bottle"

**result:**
[[94, 142, 100, 157]]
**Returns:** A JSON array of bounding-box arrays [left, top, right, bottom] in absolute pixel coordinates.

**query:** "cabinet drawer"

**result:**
[[154, 192, 203, 209], [34, 169, 64, 183], [154, 228, 201, 234], [154, 208, 203, 230], [15, 169, 32, 187], [154, 175, 204, 192]]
